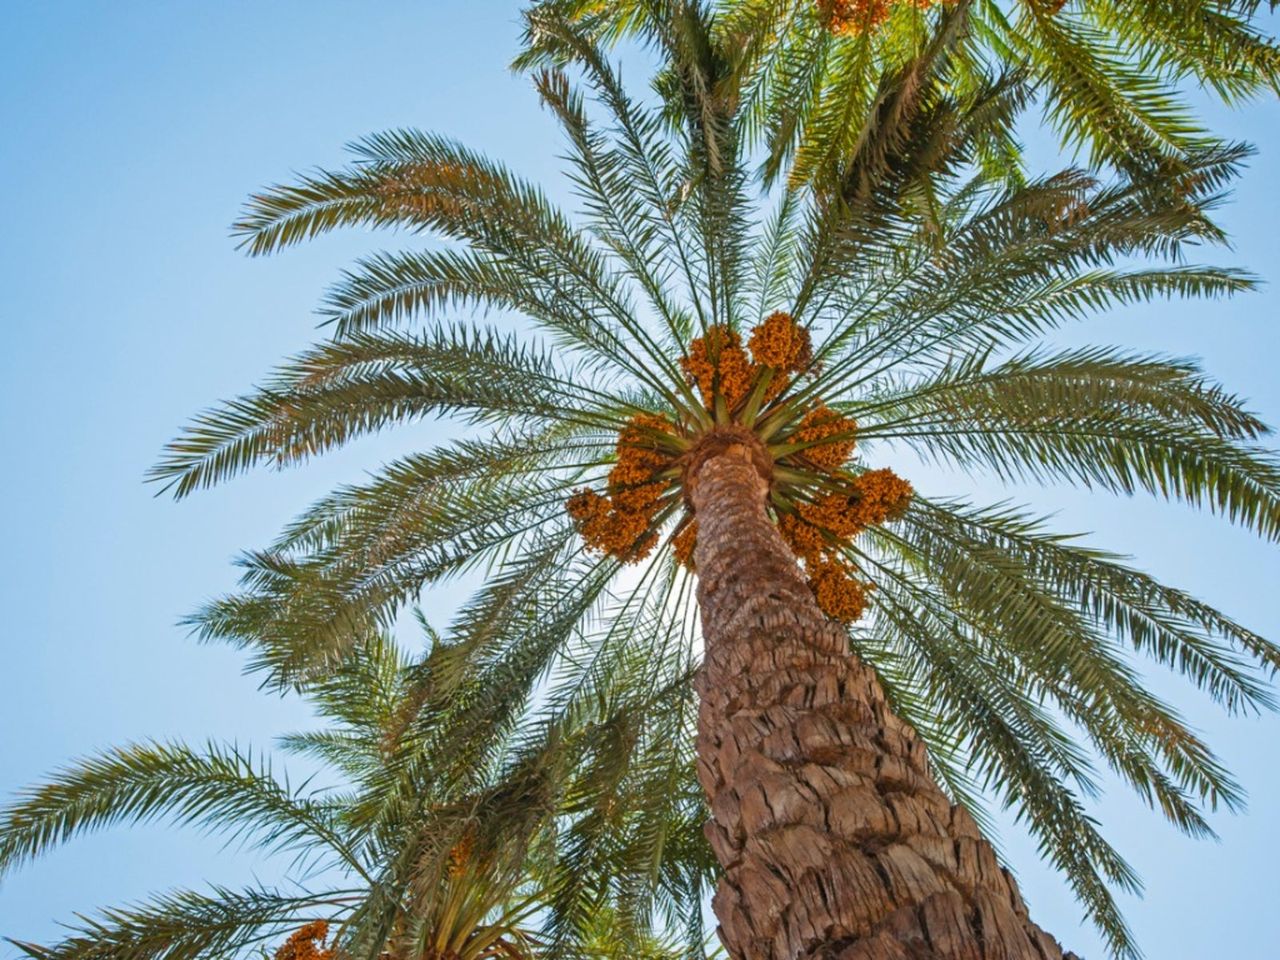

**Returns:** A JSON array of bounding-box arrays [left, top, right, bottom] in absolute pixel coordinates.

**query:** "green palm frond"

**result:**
[[904, 498, 1280, 711], [234, 131, 689, 402], [859, 347, 1268, 439], [406, 547, 623, 790], [272, 424, 608, 552], [803, 144, 1251, 389], [851, 347, 1280, 540], [1095, 0, 1280, 102], [7, 886, 349, 960], [529, 42, 701, 346], [190, 503, 583, 682], [1006, 8, 1209, 174], [865, 405, 1280, 541], [319, 247, 562, 336], [0, 741, 364, 882], [149, 324, 627, 498]]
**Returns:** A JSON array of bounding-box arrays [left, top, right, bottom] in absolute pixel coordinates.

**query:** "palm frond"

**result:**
[[8, 886, 348, 960], [150, 324, 619, 497], [0, 743, 365, 881], [905, 497, 1280, 711], [860, 362, 1280, 541]]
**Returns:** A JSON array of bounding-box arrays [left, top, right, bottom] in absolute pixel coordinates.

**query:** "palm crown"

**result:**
[[146, 5, 1280, 957], [0, 628, 715, 960], [519, 0, 1280, 184]]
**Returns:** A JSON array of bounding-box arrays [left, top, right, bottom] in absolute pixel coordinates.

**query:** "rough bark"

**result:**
[[688, 437, 1079, 960]]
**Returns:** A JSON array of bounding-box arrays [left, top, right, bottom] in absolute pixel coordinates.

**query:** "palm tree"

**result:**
[[150, 5, 1279, 958], [518, 0, 1280, 183], [0, 630, 715, 960]]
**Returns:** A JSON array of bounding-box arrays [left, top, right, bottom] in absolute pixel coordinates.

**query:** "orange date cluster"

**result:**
[[447, 826, 476, 878], [274, 923, 335, 960], [680, 311, 813, 410], [566, 413, 674, 562], [779, 469, 913, 622], [817, 0, 947, 35], [566, 312, 913, 624]]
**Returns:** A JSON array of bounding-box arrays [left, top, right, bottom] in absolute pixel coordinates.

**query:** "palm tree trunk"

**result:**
[[689, 435, 1078, 960]]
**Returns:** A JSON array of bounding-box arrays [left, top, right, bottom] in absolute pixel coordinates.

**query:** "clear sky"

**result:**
[[1, 3, 1277, 957]]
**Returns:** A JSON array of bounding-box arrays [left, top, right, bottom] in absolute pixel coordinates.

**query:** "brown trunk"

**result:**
[[688, 437, 1078, 960]]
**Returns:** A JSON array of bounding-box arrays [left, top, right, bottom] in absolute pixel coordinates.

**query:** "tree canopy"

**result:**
[[140, 6, 1280, 955], [0, 627, 716, 960]]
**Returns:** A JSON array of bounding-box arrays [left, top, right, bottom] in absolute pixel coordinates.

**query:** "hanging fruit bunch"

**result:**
[[566, 413, 677, 563], [816, 0, 951, 36], [274, 922, 336, 960], [566, 312, 912, 625], [446, 823, 477, 879]]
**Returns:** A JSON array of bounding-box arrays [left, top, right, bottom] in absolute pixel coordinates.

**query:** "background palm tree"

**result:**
[[518, 0, 1280, 184], [0, 629, 715, 960], [149, 4, 1279, 958]]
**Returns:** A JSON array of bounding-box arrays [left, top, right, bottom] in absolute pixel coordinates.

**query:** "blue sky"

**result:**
[[1, 2, 1278, 957]]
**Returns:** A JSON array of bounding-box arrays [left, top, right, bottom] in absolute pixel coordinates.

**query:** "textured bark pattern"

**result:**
[[689, 442, 1079, 960]]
